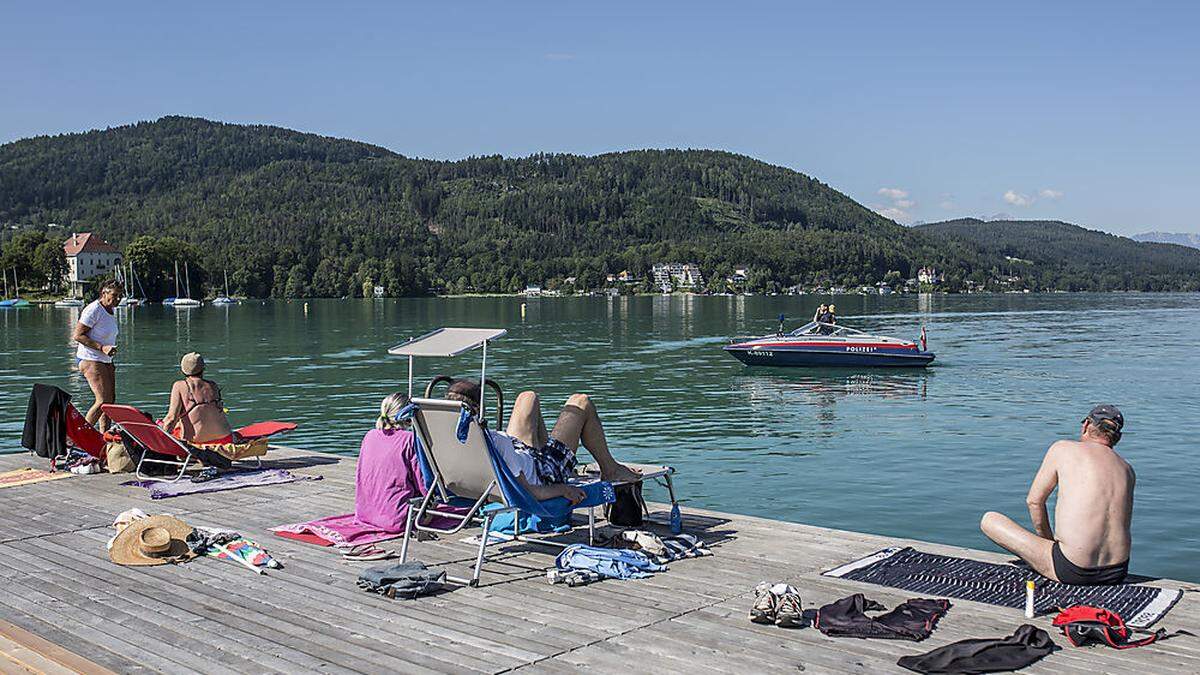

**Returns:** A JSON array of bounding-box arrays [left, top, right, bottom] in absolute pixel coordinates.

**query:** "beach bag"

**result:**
[[1052, 606, 1163, 649], [604, 482, 647, 527], [105, 441, 135, 473]]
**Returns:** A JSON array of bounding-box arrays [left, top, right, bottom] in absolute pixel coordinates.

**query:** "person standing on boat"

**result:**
[[980, 405, 1134, 585], [161, 352, 235, 444], [72, 280, 123, 432]]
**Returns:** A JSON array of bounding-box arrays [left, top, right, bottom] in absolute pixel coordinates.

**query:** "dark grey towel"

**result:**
[[357, 561, 446, 599]]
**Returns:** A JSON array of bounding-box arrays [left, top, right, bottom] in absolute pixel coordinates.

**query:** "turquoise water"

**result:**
[[2, 294, 1198, 582]]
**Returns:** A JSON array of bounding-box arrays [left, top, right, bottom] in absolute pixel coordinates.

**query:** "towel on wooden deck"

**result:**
[[0, 467, 72, 488], [555, 544, 666, 580], [124, 469, 319, 499], [824, 546, 1182, 629]]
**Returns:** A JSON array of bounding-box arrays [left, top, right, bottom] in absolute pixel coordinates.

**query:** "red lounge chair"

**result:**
[[101, 404, 296, 482]]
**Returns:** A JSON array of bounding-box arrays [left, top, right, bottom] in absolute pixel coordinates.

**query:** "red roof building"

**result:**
[[63, 233, 122, 295]]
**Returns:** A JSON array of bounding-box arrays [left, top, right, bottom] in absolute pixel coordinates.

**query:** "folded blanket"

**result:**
[[357, 561, 446, 599]]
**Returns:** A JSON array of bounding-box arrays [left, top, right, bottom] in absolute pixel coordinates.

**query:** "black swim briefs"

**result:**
[[1051, 542, 1128, 586]]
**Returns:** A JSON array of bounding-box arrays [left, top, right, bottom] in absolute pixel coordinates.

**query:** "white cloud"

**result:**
[[1038, 188, 1064, 200], [894, 199, 915, 209], [939, 200, 956, 210], [874, 206, 909, 222], [878, 187, 908, 200], [1003, 190, 1033, 207]]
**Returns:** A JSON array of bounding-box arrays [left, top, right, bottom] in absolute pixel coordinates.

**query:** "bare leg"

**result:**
[[980, 511, 1058, 580], [505, 390, 548, 448], [80, 361, 116, 432], [550, 394, 640, 483]]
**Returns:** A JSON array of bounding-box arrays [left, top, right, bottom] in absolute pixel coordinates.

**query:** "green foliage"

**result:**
[[1, 117, 1195, 297], [0, 230, 67, 292], [916, 219, 1200, 292]]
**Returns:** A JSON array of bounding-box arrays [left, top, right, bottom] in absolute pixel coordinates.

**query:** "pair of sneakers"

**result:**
[[749, 582, 804, 628]]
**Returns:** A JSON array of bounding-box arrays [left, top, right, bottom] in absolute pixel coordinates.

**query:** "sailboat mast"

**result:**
[[2, 267, 7, 297], [224, 269, 230, 297], [14, 268, 19, 297], [175, 260, 180, 298], [185, 262, 192, 299]]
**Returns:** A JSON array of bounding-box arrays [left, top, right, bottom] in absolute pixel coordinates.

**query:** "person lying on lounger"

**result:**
[[444, 379, 641, 505], [980, 404, 1134, 586], [161, 352, 236, 444]]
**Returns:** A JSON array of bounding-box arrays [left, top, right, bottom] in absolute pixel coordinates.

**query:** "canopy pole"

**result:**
[[479, 340, 488, 421], [407, 355, 414, 397]]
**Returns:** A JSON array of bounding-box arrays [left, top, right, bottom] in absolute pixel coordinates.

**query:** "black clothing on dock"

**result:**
[[21, 384, 72, 460], [813, 594, 950, 641], [897, 624, 1057, 674]]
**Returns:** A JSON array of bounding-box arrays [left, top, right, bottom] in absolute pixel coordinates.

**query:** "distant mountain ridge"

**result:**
[[916, 218, 1200, 292], [1133, 231, 1200, 249], [0, 116, 1196, 296]]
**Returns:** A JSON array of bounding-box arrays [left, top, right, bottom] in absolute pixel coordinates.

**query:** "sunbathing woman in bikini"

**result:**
[[445, 379, 641, 504], [161, 352, 235, 444]]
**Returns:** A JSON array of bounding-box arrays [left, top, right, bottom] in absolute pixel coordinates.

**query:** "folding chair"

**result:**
[[399, 398, 676, 586], [101, 404, 296, 482]]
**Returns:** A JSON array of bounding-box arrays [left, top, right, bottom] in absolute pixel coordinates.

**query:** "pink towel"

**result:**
[[272, 429, 457, 547]]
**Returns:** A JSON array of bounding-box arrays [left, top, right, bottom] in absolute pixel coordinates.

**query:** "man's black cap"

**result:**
[[1086, 404, 1124, 431]]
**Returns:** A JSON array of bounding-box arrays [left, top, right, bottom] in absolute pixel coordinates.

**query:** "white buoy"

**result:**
[[303, 302, 309, 316], [520, 302, 526, 319]]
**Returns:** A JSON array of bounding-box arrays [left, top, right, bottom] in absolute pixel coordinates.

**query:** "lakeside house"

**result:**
[[917, 266, 943, 285], [652, 262, 704, 291], [523, 285, 542, 297], [63, 232, 121, 298]]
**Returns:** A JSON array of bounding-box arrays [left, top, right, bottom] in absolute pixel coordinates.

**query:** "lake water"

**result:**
[[3, 294, 1198, 582]]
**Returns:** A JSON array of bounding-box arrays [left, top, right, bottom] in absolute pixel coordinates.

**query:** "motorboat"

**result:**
[[724, 320, 934, 367], [54, 298, 85, 308]]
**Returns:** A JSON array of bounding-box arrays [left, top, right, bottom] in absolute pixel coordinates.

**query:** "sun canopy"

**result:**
[[388, 327, 507, 358]]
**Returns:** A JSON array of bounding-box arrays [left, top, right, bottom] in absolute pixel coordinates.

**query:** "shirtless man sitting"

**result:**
[[445, 379, 641, 504], [981, 404, 1134, 585]]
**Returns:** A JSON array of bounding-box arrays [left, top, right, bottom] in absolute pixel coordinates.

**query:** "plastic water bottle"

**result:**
[[669, 502, 683, 534]]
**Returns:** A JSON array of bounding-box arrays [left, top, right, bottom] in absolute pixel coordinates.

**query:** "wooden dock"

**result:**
[[0, 447, 1195, 674]]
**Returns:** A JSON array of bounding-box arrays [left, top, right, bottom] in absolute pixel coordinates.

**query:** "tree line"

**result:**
[[2, 116, 1197, 298]]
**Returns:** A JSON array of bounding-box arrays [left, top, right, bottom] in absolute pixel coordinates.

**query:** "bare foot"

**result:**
[[602, 463, 642, 484]]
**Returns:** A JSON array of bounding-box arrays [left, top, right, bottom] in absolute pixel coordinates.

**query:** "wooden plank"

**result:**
[[0, 446, 1194, 675]]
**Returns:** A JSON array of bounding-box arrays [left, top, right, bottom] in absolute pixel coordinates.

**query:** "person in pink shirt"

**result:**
[[354, 392, 427, 532]]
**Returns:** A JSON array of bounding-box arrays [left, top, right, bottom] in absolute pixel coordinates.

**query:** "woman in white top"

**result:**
[[72, 280, 123, 431]]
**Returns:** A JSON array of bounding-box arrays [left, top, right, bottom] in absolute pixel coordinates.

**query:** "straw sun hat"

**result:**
[[109, 515, 194, 566]]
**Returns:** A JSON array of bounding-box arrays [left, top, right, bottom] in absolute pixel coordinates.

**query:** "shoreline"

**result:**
[[9, 289, 1200, 306]]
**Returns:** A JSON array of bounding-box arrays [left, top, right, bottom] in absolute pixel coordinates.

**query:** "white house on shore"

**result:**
[[652, 263, 704, 291], [63, 232, 121, 297]]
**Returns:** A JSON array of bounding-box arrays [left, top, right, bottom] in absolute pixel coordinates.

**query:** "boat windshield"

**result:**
[[788, 321, 867, 337]]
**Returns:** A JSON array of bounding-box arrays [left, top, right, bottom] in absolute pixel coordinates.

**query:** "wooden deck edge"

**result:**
[[0, 619, 118, 675]]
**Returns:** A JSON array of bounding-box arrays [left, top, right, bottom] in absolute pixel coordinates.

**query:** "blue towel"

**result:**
[[555, 544, 666, 580]]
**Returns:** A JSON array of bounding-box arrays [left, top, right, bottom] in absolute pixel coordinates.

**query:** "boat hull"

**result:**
[[724, 344, 934, 367]]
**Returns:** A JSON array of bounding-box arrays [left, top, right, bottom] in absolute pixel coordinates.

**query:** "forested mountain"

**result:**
[[917, 219, 1200, 291], [0, 117, 1194, 297], [1133, 231, 1200, 249]]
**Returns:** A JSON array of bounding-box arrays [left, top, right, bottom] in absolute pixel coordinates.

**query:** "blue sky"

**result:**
[[2, 2, 1197, 234]]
